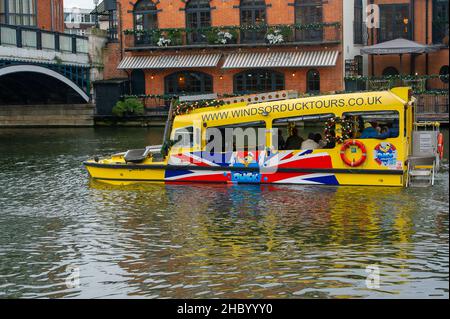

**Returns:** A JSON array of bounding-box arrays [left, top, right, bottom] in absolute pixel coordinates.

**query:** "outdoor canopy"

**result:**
[[360, 38, 440, 55], [222, 50, 339, 69], [117, 54, 222, 69]]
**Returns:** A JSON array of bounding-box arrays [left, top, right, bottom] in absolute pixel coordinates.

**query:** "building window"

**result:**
[[165, 71, 213, 95], [0, 0, 37, 26], [354, 0, 363, 44], [432, 0, 449, 44], [133, 0, 158, 45], [185, 0, 211, 44], [108, 10, 118, 41], [379, 4, 411, 42], [382, 67, 399, 76], [234, 69, 285, 94], [294, 0, 323, 42], [0, 0, 5, 23], [440, 65, 449, 84], [306, 69, 320, 94], [240, 0, 267, 43]]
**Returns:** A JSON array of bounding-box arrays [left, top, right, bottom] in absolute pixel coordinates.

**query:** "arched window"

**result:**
[[165, 71, 213, 95], [307, 69, 320, 94], [439, 65, 449, 83], [234, 69, 285, 94], [382, 67, 399, 76], [186, 0, 211, 44], [133, 0, 158, 45], [0, 0, 37, 26], [240, 0, 267, 43], [131, 70, 146, 95], [294, 0, 323, 42], [354, 0, 363, 44]]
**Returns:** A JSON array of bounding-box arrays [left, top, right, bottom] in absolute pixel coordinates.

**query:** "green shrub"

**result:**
[[112, 98, 144, 117]]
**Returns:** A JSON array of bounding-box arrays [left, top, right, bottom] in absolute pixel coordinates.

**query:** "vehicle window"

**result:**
[[272, 114, 335, 151], [206, 121, 266, 152], [343, 111, 400, 139]]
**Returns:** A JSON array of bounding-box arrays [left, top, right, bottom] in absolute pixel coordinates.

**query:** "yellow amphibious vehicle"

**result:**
[[84, 88, 443, 187]]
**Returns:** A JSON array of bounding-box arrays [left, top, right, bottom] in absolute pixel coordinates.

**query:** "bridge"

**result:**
[[0, 23, 91, 105]]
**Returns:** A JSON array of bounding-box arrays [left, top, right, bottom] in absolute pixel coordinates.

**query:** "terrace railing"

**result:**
[[345, 74, 449, 120], [126, 22, 341, 48], [345, 75, 449, 93], [0, 24, 89, 55]]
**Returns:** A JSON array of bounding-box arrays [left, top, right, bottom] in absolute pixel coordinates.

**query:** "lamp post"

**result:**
[[94, 0, 99, 28]]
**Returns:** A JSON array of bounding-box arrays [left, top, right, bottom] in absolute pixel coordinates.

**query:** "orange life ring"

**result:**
[[340, 140, 367, 167], [437, 133, 444, 160]]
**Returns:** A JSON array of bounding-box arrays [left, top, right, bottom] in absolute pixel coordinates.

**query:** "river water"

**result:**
[[0, 127, 448, 299]]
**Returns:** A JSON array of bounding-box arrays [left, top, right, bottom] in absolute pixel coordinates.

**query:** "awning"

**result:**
[[117, 54, 222, 69], [360, 38, 440, 55], [222, 50, 339, 69]]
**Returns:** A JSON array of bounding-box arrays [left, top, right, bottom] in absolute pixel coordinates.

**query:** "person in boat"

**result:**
[[285, 127, 303, 150], [378, 125, 391, 139], [301, 133, 320, 150], [277, 130, 286, 150], [314, 133, 327, 149], [360, 122, 379, 139], [390, 120, 399, 138]]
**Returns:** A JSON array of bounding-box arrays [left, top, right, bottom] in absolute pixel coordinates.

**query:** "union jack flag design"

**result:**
[[165, 150, 339, 185]]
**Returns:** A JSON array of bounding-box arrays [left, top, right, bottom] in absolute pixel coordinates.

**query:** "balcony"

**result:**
[[125, 23, 341, 50], [345, 74, 448, 92], [345, 74, 449, 122], [0, 23, 89, 55]]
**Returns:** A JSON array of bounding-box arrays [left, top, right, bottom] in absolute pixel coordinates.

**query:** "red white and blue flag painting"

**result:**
[[165, 150, 339, 185]]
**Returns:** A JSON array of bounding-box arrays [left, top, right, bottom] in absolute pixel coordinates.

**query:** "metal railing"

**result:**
[[345, 75, 449, 92], [0, 23, 89, 54], [130, 23, 341, 47], [345, 75, 449, 120]]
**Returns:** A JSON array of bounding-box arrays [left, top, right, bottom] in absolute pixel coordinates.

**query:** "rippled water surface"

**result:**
[[0, 128, 448, 299]]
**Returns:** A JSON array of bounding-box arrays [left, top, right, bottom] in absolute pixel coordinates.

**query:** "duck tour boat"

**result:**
[[84, 87, 444, 187]]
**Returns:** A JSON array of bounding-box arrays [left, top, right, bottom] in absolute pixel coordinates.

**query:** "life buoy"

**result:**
[[437, 133, 444, 160], [340, 140, 367, 167]]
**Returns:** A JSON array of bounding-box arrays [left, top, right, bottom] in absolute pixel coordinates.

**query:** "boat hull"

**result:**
[[84, 162, 405, 187]]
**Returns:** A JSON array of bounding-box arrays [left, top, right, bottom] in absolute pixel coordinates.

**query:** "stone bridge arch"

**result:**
[[0, 64, 90, 104]]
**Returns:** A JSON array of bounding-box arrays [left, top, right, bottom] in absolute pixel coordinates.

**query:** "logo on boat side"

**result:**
[[374, 143, 399, 169]]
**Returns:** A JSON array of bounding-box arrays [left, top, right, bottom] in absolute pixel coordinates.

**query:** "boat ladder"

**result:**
[[406, 156, 436, 187]]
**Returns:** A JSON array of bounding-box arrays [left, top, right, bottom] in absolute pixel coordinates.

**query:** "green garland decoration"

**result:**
[[345, 74, 449, 81], [324, 117, 353, 145], [123, 22, 341, 45], [173, 99, 225, 116]]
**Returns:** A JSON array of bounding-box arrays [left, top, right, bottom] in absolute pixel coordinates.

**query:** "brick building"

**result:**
[[368, 0, 448, 79], [99, 0, 448, 105], [0, 0, 64, 32], [107, 0, 344, 100]]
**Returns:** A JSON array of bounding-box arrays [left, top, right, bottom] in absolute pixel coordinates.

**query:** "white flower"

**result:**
[[157, 37, 171, 47], [266, 29, 284, 44], [216, 31, 233, 44]]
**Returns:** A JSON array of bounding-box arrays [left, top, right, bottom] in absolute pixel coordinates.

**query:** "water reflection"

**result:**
[[0, 128, 448, 298], [85, 180, 449, 298]]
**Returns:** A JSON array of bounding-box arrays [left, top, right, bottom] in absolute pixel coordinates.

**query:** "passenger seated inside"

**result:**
[[301, 133, 320, 150], [277, 131, 286, 150], [390, 120, 399, 138], [315, 133, 327, 149], [360, 122, 379, 138], [378, 125, 391, 139], [285, 127, 303, 150]]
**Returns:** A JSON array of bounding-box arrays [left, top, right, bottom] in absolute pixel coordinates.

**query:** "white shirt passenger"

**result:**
[[301, 139, 320, 150]]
